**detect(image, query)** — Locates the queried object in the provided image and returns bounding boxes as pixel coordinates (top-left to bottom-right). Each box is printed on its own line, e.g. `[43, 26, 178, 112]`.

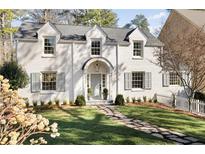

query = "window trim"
[90, 38, 102, 57]
[42, 36, 56, 58]
[40, 71, 57, 93]
[131, 71, 145, 90]
[132, 40, 144, 59]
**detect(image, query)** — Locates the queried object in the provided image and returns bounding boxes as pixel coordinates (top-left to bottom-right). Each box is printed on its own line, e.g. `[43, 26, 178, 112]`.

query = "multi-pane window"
[42, 72, 56, 90]
[133, 41, 143, 57]
[132, 72, 144, 88]
[169, 72, 180, 85]
[102, 74, 106, 87]
[44, 37, 55, 54]
[91, 40, 101, 55]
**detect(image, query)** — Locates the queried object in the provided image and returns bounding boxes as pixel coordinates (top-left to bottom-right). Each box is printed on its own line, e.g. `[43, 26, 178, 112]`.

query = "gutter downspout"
[71, 42, 74, 101]
[116, 43, 119, 96]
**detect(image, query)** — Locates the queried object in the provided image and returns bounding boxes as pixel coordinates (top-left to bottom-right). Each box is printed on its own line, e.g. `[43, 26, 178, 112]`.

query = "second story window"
[91, 40, 101, 55]
[133, 41, 143, 57]
[44, 37, 55, 54]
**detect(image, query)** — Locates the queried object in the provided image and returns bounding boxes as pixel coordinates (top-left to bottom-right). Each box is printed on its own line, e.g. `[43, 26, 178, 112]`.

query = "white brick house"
[14, 22, 184, 103]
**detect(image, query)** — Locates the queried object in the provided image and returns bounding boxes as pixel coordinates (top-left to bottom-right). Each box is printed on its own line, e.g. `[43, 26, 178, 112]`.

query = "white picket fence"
[157, 93, 205, 116]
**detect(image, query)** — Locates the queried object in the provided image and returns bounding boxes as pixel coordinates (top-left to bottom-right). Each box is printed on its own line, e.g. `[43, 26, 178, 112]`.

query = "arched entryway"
[82, 57, 114, 101]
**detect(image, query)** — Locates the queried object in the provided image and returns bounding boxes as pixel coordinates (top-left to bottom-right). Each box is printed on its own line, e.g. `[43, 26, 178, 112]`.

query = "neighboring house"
[14, 22, 184, 103]
[159, 10, 205, 44]
[159, 9, 205, 92]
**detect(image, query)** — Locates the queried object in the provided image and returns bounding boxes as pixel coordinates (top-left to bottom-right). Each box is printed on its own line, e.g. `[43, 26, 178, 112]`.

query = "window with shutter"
[132, 72, 144, 88]
[41, 72, 57, 90]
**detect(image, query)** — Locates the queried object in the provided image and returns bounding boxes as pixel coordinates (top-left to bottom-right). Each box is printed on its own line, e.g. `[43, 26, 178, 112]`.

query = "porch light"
[95, 63, 100, 72]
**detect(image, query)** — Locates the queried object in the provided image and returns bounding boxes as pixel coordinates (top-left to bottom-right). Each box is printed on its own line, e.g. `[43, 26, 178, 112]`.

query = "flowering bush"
[0, 75, 60, 145]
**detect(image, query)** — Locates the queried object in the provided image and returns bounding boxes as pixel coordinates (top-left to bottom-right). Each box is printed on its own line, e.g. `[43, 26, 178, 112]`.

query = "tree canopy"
[21, 9, 118, 27]
[72, 9, 118, 27]
[124, 14, 150, 31]
[22, 9, 74, 24]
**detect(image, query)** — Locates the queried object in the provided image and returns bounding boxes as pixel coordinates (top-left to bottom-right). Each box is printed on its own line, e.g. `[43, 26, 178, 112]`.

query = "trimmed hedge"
[115, 94, 125, 106]
[75, 95, 86, 106]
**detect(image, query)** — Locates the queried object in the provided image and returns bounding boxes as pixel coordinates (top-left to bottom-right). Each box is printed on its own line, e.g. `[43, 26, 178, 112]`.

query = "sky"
[113, 9, 170, 34]
[12, 9, 170, 35]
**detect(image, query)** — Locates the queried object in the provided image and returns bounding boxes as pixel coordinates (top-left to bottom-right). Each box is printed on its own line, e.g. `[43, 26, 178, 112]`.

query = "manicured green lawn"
[117, 105, 205, 142]
[34, 107, 172, 145]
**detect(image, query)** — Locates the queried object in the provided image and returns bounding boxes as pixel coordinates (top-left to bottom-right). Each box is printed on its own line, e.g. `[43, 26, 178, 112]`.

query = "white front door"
[91, 74, 101, 100]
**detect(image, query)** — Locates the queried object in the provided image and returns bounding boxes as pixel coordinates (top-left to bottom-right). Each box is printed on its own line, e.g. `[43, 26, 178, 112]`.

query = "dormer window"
[91, 40, 101, 55]
[44, 36, 55, 54]
[133, 41, 143, 57]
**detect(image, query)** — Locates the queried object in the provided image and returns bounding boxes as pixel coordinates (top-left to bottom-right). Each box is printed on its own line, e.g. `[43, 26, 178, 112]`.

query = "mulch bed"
[126, 102, 205, 120]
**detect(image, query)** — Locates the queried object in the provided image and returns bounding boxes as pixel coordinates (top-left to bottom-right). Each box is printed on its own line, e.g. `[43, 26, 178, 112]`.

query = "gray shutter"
[162, 72, 170, 87]
[181, 72, 188, 86]
[57, 72, 65, 92]
[124, 72, 132, 90]
[145, 72, 152, 89]
[31, 73, 40, 92]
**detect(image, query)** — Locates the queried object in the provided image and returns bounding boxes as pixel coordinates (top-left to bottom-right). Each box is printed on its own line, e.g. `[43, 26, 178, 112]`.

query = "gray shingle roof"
[15, 22, 163, 47]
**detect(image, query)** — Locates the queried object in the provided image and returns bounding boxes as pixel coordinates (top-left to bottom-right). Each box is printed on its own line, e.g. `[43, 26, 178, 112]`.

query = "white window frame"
[131, 72, 145, 90]
[40, 71, 57, 92]
[42, 36, 56, 58]
[169, 72, 181, 86]
[133, 40, 143, 59]
[90, 38, 102, 56]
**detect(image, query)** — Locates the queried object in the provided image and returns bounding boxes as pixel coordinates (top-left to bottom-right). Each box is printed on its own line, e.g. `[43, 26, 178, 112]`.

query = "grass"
[31, 107, 172, 145]
[117, 105, 205, 142]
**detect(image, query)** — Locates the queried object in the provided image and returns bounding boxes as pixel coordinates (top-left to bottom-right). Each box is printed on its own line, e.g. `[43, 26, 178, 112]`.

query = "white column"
[83, 71, 88, 102]
[109, 73, 112, 101]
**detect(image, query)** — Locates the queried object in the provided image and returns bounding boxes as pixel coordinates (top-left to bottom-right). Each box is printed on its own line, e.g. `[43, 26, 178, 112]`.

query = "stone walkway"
[97, 105, 205, 145]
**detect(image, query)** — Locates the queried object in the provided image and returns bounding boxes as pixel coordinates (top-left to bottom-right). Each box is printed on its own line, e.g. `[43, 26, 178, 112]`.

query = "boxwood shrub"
[115, 94, 125, 105]
[75, 95, 86, 106]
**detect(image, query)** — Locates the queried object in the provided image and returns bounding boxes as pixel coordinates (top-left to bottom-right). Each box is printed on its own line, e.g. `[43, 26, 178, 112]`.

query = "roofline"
[160, 9, 204, 38]
[174, 9, 205, 31]
[37, 22, 62, 36]
[85, 24, 109, 38]
[159, 10, 174, 39]
[15, 38, 38, 42]
[53, 23, 134, 31]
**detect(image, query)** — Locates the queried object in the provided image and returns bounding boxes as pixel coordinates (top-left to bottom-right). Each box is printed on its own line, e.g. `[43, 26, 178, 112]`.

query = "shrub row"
[115, 94, 158, 105]
[26, 95, 87, 108]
